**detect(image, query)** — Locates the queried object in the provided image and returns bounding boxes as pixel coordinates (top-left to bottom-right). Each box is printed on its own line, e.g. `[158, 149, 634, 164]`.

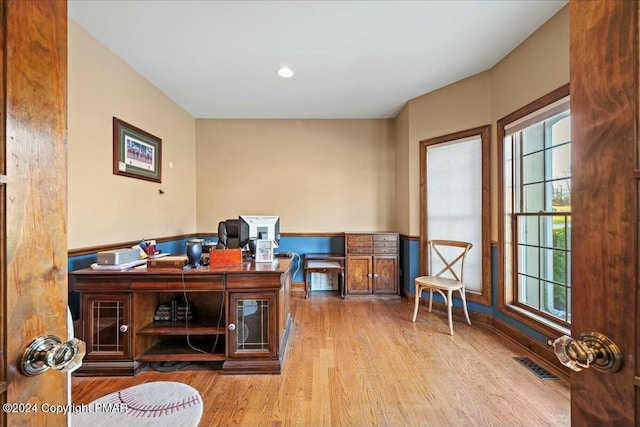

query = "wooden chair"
[412, 240, 473, 335]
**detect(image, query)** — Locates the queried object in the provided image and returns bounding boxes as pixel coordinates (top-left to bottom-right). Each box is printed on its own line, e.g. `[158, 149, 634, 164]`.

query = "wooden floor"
[72, 292, 570, 426]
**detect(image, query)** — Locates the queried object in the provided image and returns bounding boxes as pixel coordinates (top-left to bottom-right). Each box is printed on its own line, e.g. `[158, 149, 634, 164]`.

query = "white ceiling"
[68, 0, 567, 119]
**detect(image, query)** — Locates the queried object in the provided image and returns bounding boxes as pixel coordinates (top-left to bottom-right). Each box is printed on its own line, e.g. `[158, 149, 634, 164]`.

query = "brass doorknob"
[20, 335, 86, 376]
[553, 332, 622, 373]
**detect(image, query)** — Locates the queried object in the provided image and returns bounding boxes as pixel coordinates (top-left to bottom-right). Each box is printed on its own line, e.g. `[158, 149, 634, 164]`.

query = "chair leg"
[460, 289, 471, 326]
[446, 289, 454, 336]
[412, 285, 421, 322]
[428, 289, 434, 313]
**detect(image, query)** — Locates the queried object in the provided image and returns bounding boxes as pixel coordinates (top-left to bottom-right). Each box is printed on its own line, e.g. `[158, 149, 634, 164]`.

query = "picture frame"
[113, 117, 162, 183]
[255, 239, 274, 263]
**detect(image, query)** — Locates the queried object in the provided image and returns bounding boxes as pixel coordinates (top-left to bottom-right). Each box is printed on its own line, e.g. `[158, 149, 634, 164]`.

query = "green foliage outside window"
[553, 227, 567, 310]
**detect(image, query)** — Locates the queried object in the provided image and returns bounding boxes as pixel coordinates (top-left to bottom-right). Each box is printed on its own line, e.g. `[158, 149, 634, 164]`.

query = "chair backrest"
[216, 219, 241, 249]
[428, 240, 473, 287]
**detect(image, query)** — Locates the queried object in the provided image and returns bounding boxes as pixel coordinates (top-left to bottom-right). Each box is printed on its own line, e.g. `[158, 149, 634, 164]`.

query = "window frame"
[419, 124, 491, 306]
[497, 84, 571, 337]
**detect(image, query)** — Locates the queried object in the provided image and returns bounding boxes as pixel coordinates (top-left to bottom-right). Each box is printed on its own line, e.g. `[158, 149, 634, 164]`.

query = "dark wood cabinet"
[78, 292, 141, 376]
[70, 258, 292, 375]
[82, 293, 131, 361]
[227, 292, 277, 359]
[345, 233, 399, 296]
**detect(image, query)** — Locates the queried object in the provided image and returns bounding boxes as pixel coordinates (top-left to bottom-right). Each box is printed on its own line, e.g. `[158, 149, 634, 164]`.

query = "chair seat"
[415, 275, 462, 290]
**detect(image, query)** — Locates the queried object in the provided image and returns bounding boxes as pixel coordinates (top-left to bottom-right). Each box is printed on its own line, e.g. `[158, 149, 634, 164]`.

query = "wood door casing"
[3, 1, 69, 425]
[346, 256, 372, 294]
[570, 1, 636, 424]
[0, 0, 6, 417]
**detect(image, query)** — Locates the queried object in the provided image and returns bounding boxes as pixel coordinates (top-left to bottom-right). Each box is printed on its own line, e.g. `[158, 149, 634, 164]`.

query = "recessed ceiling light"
[277, 66, 294, 78]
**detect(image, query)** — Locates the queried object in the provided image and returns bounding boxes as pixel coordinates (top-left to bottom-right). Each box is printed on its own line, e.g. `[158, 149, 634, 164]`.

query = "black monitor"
[238, 215, 280, 249]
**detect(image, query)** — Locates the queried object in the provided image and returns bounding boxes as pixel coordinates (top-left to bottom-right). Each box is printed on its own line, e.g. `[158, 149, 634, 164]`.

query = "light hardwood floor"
[72, 292, 570, 426]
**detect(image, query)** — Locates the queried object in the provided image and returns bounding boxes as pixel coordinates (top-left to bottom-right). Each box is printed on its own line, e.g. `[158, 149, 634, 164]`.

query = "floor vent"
[513, 356, 559, 380]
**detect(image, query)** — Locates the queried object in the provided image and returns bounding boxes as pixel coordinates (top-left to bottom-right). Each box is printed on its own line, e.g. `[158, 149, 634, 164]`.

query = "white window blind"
[426, 136, 482, 293]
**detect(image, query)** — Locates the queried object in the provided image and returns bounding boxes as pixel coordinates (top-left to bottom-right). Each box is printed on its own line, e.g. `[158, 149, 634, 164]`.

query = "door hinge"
[0, 175, 6, 185]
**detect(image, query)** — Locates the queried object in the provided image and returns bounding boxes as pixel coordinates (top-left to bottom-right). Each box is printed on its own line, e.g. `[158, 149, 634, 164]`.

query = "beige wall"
[68, 5, 568, 247]
[195, 119, 395, 233]
[396, 5, 569, 238]
[394, 105, 411, 236]
[491, 5, 570, 121]
[405, 72, 493, 237]
[68, 21, 197, 249]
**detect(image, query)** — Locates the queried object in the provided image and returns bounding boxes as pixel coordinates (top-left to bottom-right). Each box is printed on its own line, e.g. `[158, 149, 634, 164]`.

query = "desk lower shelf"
[137, 321, 225, 336]
[137, 322, 226, 362]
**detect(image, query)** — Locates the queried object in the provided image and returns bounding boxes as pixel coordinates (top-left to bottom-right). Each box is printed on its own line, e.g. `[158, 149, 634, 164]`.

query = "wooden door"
[346, 256, 372, 294]
[570, 1, 637, 424]
[227, 292, 277, 359]
[372, 256, 397, 294]
[1, 1, 68, 425]
[82, 294, 131, 362]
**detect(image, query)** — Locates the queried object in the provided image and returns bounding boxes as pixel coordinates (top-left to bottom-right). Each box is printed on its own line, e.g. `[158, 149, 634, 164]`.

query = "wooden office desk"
[69, 258, 292, 375]
[303, 253, 345, 299]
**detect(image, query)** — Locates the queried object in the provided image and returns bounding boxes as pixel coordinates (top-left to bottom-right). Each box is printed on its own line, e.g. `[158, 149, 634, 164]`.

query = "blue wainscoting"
[68, 234, 547, 345]
[67, 238, 197, 319]
[67, 238, 196, 272]
[66, 235, 345, 317]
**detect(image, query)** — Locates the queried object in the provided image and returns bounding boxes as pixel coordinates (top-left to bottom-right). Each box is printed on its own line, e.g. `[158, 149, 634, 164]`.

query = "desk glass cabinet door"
[228, 292, 276, 358]
[81, 293, 131, 361]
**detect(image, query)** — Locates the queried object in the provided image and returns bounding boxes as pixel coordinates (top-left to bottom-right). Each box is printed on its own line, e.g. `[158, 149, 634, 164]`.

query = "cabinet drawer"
[373, 247, 398, 254]
[347, 241, 373, 249]
[347, 235, 372, 243]
[373, 240, 397, 248]
[131, 281, 224, 291]
[347, 247, 373, 254]
[373, 234, 398, 242]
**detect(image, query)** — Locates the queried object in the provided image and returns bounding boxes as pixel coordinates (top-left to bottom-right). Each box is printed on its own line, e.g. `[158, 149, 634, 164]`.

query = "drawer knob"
[119, 324, 128, 333]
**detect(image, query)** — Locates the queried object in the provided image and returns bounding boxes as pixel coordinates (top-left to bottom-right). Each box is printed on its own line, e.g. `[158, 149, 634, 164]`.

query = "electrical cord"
[169, 254, 297, 363]
[180, 270, 226, 354]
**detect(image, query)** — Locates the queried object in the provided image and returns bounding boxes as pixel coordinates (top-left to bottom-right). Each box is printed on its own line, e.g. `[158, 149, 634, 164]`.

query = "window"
[498, 84, 571, 333]
[420, 125, 491, 305]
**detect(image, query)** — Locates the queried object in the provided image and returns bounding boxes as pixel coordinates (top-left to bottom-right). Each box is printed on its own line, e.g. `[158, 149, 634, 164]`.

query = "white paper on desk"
[307, 261, 342, 269]
[90, 259, 147, 270]
[149, 253, 170, 259]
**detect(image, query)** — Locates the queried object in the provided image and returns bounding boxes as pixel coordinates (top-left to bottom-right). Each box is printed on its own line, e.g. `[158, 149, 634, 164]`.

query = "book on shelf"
[147, 255, 189, 269]
[153, 298, 195, 322]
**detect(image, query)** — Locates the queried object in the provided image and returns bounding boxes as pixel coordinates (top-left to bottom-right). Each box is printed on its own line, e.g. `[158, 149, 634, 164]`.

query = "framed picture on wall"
[113, 117, 162, 183]
[255, 239, 274, 263]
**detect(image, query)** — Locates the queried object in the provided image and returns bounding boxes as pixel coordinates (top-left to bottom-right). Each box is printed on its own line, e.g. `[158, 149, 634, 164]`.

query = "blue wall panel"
[67, 235, 546, 344]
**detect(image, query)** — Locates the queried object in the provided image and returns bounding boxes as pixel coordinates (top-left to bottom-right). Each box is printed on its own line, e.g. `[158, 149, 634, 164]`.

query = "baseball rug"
[71, 381, 203, 427]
